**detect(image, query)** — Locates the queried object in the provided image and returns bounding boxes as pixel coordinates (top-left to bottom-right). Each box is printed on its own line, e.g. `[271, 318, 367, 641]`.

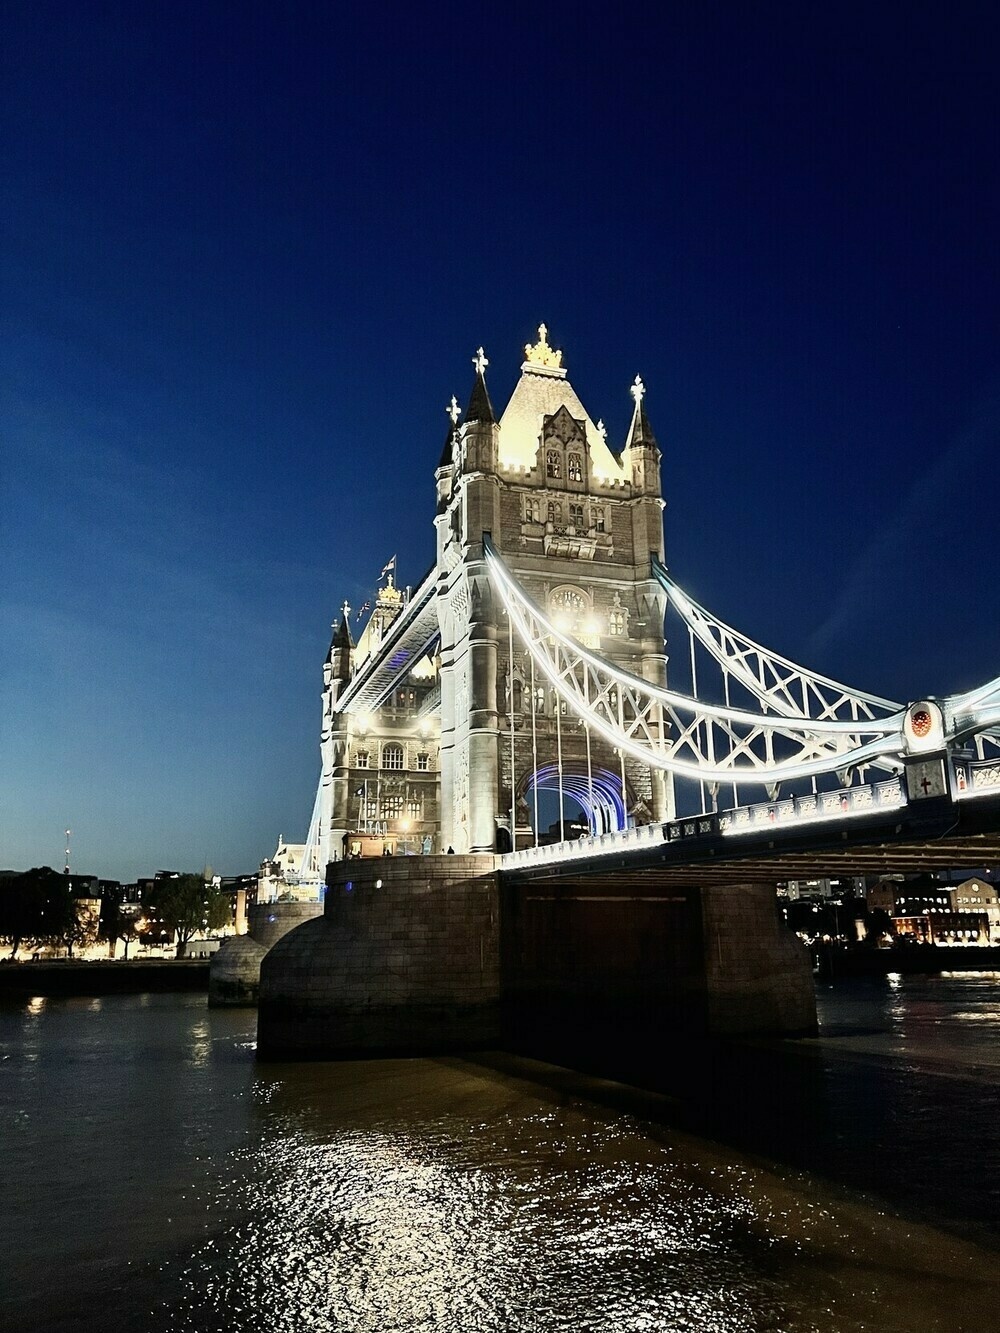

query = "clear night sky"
[3, 2, 1000, 881]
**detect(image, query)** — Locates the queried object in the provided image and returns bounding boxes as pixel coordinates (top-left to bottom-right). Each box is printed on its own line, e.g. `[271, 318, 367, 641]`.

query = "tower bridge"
[253, 327, 1000, 1059]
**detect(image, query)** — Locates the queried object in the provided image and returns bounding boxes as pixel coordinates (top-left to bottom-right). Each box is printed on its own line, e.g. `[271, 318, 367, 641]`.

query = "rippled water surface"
[2, 983, 1000, 1332]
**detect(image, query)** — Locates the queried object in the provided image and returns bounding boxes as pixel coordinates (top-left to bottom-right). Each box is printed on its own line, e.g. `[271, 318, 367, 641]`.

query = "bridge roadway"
[500, 787, 1000, 888]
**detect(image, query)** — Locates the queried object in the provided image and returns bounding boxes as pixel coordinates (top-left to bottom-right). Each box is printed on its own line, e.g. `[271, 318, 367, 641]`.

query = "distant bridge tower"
[434, 327, 673, 853]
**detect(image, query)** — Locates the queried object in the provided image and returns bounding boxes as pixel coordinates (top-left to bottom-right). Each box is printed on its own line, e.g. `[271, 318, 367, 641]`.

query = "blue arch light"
[525, 765, 627, 835]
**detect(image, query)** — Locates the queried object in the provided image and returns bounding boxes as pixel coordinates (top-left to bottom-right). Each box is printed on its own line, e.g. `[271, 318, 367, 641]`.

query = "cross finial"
[446, 395, 461, 425]
[537, 322, 548, 346]
[341, 599, 351, 621]
[596, 418, 607, 441]
[630, 375, 645, 406]
[473, 347, 489, 375]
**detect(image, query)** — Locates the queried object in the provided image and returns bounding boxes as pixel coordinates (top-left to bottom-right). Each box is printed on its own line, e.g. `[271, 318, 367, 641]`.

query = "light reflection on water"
[2, 984, 1000, 1332]
[168, 1104, 786, 1333]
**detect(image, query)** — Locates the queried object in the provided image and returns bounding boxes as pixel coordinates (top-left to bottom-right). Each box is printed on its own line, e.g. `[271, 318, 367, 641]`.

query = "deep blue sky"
[3, 2, 1000, 880]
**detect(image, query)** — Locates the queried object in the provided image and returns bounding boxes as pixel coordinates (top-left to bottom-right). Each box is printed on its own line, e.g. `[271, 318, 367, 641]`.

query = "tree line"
[0, 869, 232, 960]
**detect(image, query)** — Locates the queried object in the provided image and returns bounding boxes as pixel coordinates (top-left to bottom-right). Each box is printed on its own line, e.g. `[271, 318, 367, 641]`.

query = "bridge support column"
[699, 882, 816, 1035]
[256, 856, 501, 1058]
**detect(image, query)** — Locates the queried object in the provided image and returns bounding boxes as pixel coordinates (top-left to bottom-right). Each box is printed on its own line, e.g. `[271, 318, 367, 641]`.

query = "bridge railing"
[504, 818, 668, 869]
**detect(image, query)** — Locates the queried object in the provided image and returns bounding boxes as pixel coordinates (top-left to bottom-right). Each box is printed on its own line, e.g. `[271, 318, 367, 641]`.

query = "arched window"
[382, 794, 403, 818]
[546, 450, 562, 479]
[609, 611, 626, 636]
[592, 506, 606, 533]
[524, 497, 541, 523]
[382, 743, 404, 771]
[416, 752, 430, 772]
[568, 502, 584, 529]
[407, 796, 421, 819]
[533, 685, 546, 714]
[547, 500, 562, 525]
[567, 453, 583, 482]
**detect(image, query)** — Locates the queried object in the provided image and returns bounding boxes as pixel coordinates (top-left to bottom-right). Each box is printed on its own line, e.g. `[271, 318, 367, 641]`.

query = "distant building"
[867, 874, 998, 946]
[258, 837, 323, 902]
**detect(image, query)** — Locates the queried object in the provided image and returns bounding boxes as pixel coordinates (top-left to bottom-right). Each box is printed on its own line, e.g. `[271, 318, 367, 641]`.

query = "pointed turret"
[465, 346, 496, 424]
[624, 375, 662, 497]
[328, 604, 354, 685]
[332, 610, 353, 652]
[625, 376, 658, 450]
[458, 347, 499, 478]
[436, 394, 461, 515]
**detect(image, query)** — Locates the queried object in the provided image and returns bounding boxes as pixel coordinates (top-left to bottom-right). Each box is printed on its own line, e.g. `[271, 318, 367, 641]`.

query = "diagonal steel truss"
[485, 540, 902, 786]
[653, 560, 1000, 765]
[485, 539, 1000, 787]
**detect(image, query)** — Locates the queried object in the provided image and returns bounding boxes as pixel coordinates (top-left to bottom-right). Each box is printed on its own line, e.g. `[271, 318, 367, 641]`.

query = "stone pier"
[208, 900, 323, 1006]
[255, 859, 815, 1059]
[256, 855, 500, 1058]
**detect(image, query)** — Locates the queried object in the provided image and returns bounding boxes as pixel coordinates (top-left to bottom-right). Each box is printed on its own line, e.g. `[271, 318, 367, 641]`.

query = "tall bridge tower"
[434, 327, 672, 853]
[315, 326, 674, 863]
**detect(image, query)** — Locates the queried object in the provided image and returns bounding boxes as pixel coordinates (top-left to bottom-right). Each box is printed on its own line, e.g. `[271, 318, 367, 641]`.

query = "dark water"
[2, 980, 1000, 1333]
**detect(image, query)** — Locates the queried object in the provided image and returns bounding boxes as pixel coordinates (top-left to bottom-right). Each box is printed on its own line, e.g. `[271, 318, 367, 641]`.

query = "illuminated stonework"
[523, 322, 563, 369]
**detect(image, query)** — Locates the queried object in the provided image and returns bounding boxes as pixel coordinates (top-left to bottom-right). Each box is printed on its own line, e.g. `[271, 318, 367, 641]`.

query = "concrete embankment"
[0, 959, 209, 995]
[816, 945, 1000, 977]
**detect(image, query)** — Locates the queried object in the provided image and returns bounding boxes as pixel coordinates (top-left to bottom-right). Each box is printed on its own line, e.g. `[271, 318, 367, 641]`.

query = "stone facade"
[315, 329, 674, 867]
[256, 855, 500, 1058]
[208, 900, 323, 1007]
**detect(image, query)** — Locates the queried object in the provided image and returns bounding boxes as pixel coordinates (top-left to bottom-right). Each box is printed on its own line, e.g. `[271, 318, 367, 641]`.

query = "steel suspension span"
[483, 538, 1000, 798]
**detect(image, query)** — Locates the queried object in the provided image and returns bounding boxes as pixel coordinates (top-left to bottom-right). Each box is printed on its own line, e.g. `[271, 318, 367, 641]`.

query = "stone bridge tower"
[434, 327, 672, 853]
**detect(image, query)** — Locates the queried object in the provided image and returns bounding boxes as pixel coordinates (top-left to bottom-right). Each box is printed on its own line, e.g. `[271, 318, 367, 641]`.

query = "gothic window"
[546, 450, 562, 479]
[382, 794, 403, 819]
[365, 797, 379, 820]
[551, 587, 586, 614]
[416, 752, 429, 771]
[609, 611, 626, 636]
[533, 685, 546, 714]
[547, 500, 562, 526]
[355, 750, 370, 768]
[382, 743, 404, 770]
[568, 502, 584, 529]
[592, 506, 606, 533]
[407, 796, 421, 819]
[524, 497, 541, 523]
[567, 453, 583, 482]
[396, 688, 415, 710]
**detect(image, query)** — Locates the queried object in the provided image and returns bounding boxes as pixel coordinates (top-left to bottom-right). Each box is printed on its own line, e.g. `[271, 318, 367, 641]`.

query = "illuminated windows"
[546, 450, 562, 479]
[567, 452, 583, 482]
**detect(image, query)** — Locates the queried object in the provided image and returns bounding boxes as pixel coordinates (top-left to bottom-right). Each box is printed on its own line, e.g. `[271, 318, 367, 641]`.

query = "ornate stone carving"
[523, 322, 563, 368]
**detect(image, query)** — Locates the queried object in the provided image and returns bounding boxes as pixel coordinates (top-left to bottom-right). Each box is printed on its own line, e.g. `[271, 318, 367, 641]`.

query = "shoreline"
[0, 959, 209, 994]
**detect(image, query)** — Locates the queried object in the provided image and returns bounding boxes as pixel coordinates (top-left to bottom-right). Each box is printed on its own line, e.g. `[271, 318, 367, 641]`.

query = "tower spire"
[625, 374, 658, 449]
[465, 347, 496, 424]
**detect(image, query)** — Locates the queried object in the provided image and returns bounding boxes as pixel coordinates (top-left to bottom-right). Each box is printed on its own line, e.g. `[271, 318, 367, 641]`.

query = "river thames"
[3, 975, 1000, 1332]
